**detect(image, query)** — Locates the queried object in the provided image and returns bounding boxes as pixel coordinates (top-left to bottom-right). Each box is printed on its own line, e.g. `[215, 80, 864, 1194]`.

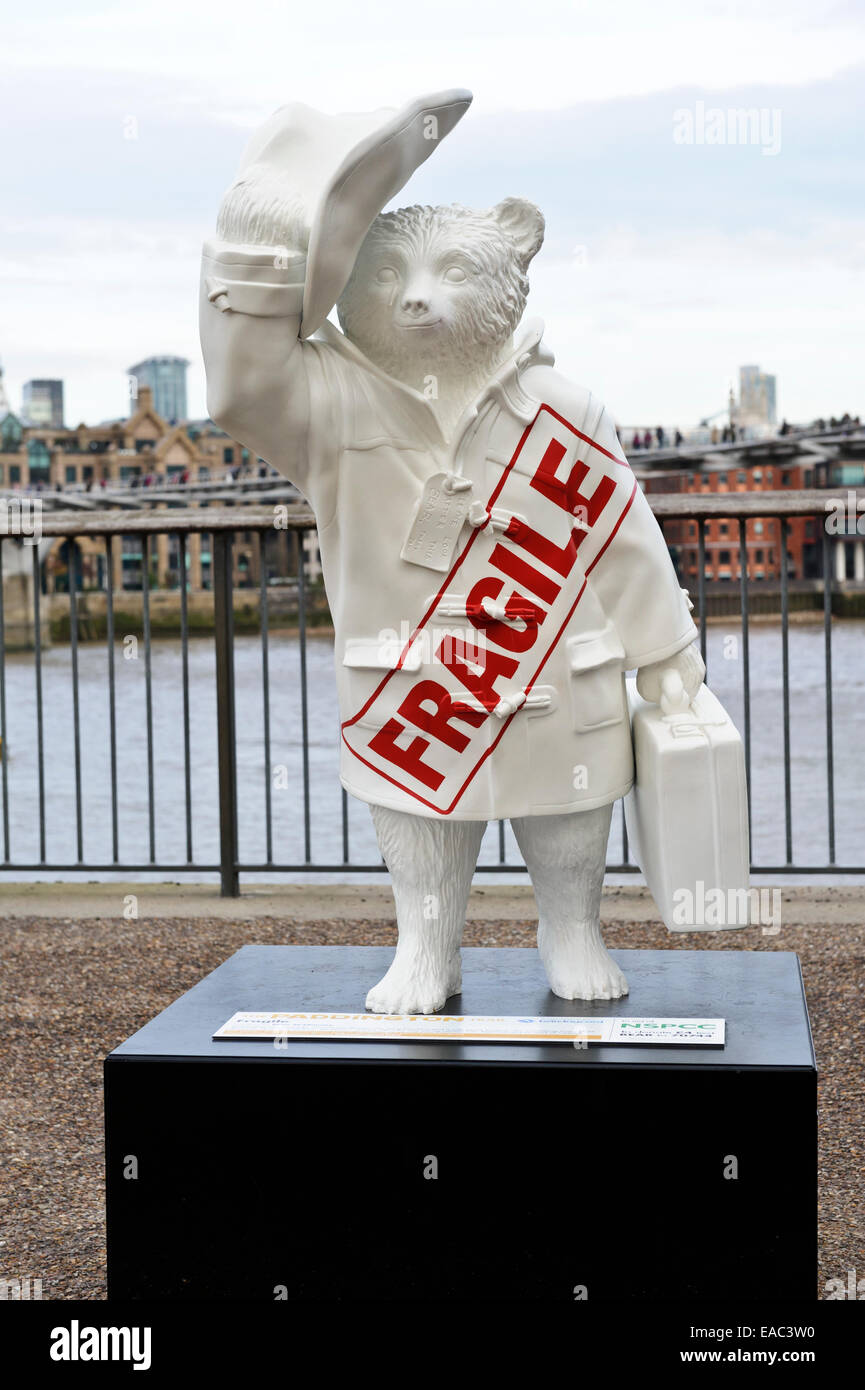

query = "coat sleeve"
[199, 238, 315, 497]
[583, 402, 698, 668]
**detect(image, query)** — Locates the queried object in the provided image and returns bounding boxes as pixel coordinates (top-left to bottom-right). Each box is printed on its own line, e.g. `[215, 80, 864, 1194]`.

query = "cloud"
[6, 0, 865, 109]
[532, 224, 865, 425]
[0, 2, 862, 426]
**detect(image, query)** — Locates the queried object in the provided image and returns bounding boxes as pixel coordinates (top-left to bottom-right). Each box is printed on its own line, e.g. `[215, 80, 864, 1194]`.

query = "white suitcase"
[623, 674, 750, 932]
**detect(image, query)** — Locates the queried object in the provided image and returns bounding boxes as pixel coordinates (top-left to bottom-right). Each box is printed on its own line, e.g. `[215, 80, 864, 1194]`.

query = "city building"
[22, 378, 64, 428]
[2, 348, 861, 597]
[0, 364, 23, 456]
[128, 355, 190, 424]
[0, 361, 13, 422]
[736, 364, 777, 430]
[637, 427, 865, 585]
[0, 385, 301, 591]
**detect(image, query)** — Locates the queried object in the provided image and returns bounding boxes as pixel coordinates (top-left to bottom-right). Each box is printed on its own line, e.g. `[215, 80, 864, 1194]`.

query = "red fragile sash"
[341, 404, 636, 814]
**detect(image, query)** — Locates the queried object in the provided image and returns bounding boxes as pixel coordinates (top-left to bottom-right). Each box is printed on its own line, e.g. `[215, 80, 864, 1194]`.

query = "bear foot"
[538, 925, 629, 1002]
[365, 952, 462, 1015]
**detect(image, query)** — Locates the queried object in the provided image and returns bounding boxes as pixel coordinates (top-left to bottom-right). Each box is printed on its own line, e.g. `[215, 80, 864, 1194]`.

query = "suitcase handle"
[660, 672, 728, 738]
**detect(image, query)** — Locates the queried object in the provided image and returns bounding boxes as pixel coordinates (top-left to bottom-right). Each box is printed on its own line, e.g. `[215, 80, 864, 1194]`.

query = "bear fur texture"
[367, 802, 625, 1013]
[337, 201, 544, 430]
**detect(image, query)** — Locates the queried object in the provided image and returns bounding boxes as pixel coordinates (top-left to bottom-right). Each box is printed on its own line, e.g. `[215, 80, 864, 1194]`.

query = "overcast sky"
[1, 0, 863, 430]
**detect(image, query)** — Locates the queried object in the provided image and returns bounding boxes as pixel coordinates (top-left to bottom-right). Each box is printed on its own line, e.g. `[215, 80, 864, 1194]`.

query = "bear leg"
[366, 804, 486, 1014]
[511, 803, 628, 1001]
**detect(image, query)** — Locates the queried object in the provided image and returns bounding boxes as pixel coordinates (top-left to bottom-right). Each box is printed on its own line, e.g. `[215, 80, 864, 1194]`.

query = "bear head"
[337, 198, 545, 397]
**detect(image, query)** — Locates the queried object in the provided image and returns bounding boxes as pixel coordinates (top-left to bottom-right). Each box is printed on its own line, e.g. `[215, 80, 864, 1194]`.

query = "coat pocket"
[343, 636, 423, 672]
[342, 636, 423, 730]
[566, 622, 626, 733]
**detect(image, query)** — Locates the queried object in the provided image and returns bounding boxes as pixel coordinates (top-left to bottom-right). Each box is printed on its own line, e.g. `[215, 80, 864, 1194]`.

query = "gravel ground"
[0, 912, 861, 1300]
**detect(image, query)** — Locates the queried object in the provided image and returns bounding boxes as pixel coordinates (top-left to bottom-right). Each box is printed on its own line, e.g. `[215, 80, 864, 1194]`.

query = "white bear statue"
[200, 90, 705, 1012]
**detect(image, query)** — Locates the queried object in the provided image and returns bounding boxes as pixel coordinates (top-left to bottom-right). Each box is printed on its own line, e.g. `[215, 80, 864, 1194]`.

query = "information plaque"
[213, 1011, 726, 1046]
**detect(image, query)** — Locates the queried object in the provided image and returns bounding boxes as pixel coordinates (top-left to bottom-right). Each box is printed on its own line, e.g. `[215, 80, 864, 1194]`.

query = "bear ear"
[490, 198, 545, 268]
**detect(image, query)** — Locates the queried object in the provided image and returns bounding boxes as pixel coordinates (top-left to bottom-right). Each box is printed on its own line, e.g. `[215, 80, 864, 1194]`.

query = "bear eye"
[443, 266, 467, 284]
[375, 266, 398, 284]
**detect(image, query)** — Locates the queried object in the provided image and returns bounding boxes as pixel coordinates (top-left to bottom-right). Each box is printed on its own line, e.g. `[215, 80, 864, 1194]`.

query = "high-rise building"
[738, 364, 777, 428]
[22, 378, 64, 428]
[128, 355, 189, 424]
[0, 361, 12, 421]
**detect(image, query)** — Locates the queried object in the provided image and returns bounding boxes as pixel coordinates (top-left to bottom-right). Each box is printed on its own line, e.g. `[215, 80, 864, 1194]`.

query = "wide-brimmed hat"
[233, 89, 472, 338]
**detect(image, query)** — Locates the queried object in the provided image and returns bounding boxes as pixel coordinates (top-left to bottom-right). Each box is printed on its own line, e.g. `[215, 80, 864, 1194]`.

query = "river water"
[1, 623, 863, 883]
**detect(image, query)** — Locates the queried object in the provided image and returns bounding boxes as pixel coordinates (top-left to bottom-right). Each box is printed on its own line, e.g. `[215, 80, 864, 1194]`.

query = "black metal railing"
[0, 489, 861, 893]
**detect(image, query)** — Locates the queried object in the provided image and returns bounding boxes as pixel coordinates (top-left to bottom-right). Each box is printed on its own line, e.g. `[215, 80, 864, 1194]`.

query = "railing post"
[213, 530, 239, 896]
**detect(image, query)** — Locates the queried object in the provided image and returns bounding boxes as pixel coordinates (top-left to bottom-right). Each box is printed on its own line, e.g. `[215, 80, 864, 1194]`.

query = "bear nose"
[401, 293, 431, 317]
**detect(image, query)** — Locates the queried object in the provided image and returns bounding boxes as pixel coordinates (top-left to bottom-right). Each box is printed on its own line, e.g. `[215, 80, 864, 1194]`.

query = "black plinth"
[105, 945, 816, 1301]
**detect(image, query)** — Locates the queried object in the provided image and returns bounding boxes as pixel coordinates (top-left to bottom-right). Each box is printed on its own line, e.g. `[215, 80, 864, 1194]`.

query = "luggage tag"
[400, 472, 474, 572]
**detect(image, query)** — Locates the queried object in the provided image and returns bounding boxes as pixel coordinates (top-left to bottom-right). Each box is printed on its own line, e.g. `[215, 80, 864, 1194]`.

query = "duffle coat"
[200, 238, 697, 819]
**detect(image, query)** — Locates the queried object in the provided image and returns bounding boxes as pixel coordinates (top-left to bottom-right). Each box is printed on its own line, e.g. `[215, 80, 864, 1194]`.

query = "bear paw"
[539, 928, 629, 1002]
[365, 954, 461, 1016]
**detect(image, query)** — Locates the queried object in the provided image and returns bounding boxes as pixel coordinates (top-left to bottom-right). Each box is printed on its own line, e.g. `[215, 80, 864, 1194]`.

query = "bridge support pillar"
[1, 567, 49, 651]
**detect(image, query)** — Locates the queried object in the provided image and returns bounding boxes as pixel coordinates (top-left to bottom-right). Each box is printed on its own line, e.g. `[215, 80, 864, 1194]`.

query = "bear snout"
[396, 280, 441, 326]
[400, 295, 433, 317]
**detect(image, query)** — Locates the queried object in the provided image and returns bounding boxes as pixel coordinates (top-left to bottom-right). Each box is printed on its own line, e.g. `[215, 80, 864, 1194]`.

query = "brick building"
[0, 387, 301, 593]
[637, 431, 865, 584]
